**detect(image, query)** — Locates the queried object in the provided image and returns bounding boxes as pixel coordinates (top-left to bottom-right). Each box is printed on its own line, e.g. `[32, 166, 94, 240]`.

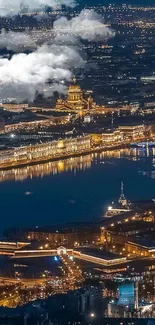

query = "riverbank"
[0, 137, 153, 171]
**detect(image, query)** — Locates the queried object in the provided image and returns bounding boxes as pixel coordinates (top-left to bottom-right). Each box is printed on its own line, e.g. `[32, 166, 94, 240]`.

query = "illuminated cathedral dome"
[56, 76, 96, 111]
[68, 84, 82, 92]
[68, 77, 83, 93]
[67, 78, 83, 103]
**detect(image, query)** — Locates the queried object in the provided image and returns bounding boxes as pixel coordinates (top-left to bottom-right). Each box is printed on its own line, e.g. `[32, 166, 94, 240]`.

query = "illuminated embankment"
[0, 135, 153, 170]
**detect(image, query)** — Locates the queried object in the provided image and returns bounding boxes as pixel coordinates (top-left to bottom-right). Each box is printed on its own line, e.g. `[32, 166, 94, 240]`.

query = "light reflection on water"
[0, 146, 155, 183]
[1, 145, 155, 229]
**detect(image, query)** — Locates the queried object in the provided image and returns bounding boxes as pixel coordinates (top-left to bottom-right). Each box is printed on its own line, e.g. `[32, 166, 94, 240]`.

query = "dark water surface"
[0, 147, 155, 230]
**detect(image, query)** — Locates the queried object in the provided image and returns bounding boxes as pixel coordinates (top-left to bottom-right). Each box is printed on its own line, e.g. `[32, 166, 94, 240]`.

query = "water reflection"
[0, 155, 92, 183]
[0, 146, 155, 183]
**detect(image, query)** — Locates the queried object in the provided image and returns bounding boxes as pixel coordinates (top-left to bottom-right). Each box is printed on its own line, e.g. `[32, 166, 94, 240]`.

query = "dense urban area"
[0, 2, 155, 325]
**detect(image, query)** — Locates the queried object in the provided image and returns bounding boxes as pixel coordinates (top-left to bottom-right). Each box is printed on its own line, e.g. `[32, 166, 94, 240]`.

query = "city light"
[10, 134, 16, 139]
[0, 2, 155, 321]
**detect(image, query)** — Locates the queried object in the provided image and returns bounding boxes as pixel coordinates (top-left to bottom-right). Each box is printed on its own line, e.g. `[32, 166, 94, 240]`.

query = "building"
[84, 115, 92, 123]
[1, 103, 28, 112]
[107, 280, 153, 318]
[0, 135, 91, 168]
[125, 239, 155, 258]
[108, 281, 136, 318]
[91, 133, 102, 146]
[102, 129, 123, 145]
[91, 124, 147, 147]
[91, 129, 123, 146]
[4, 119, 52, 133]
[56, 78, 96, 112]
[4, 222, 101, 247]
[129, 102, 140, 112]
[74, 247, 126, 267]
[118, 125, 145, 141]
[91, 123, 151, 147]
[4, 115, 71, 133]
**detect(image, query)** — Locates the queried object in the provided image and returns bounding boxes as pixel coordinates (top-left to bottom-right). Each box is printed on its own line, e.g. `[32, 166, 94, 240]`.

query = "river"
[0, 146, 155, 231]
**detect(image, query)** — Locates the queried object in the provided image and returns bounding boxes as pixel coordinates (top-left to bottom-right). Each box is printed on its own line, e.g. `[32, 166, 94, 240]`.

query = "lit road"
[0, 277, 46, 286]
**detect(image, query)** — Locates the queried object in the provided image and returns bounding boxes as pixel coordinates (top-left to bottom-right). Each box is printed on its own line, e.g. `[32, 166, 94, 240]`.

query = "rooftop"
[68, 84, 82, 93]
[76, 247, 122, 261]
[127, 238, 155, 249]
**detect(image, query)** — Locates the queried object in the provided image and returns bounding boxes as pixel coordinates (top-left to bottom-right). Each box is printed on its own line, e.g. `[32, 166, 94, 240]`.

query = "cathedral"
[56, 78, 96, 111]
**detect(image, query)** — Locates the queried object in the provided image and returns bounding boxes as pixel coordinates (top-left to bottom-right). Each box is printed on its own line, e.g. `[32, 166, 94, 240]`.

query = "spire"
[73, 75, 77, 84]
[121, 181, 124, 196]
[111, 111, 114, 129]
[119, 181, 125, 200]
[118, 181, 127, 206]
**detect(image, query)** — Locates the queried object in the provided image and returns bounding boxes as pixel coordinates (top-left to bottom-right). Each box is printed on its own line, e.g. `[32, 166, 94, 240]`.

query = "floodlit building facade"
[56, 78, 96, 111]
[0, 135, 91, 168]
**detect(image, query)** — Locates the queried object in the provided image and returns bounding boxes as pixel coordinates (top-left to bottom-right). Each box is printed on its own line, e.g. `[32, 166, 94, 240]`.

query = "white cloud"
[0, 10, 114, 52]
[0, 0, 75, 16]
[0, 29, 37, 52]
[54, 9, 114, 41]
[0, 44, 84, 102]
[0, 9, 114, 102]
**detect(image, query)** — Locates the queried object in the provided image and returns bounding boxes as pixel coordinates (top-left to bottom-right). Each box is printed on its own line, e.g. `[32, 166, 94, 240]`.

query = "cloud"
[0, 29, 37, 52]
[0, 9, 114, 102]
[54, 9, 114, 41]
[0, 0, 75, 16]
[0, 44, 84, 102]
[0, 10, 114, 52]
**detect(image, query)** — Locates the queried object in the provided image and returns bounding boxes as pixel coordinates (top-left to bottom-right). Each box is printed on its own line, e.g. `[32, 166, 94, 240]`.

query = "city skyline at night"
[0, 0, 154, 323]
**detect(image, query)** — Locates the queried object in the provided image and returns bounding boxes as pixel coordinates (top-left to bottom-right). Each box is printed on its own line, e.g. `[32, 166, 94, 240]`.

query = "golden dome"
[69, 85, 81, 91]
[68, 76, 82, 93]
